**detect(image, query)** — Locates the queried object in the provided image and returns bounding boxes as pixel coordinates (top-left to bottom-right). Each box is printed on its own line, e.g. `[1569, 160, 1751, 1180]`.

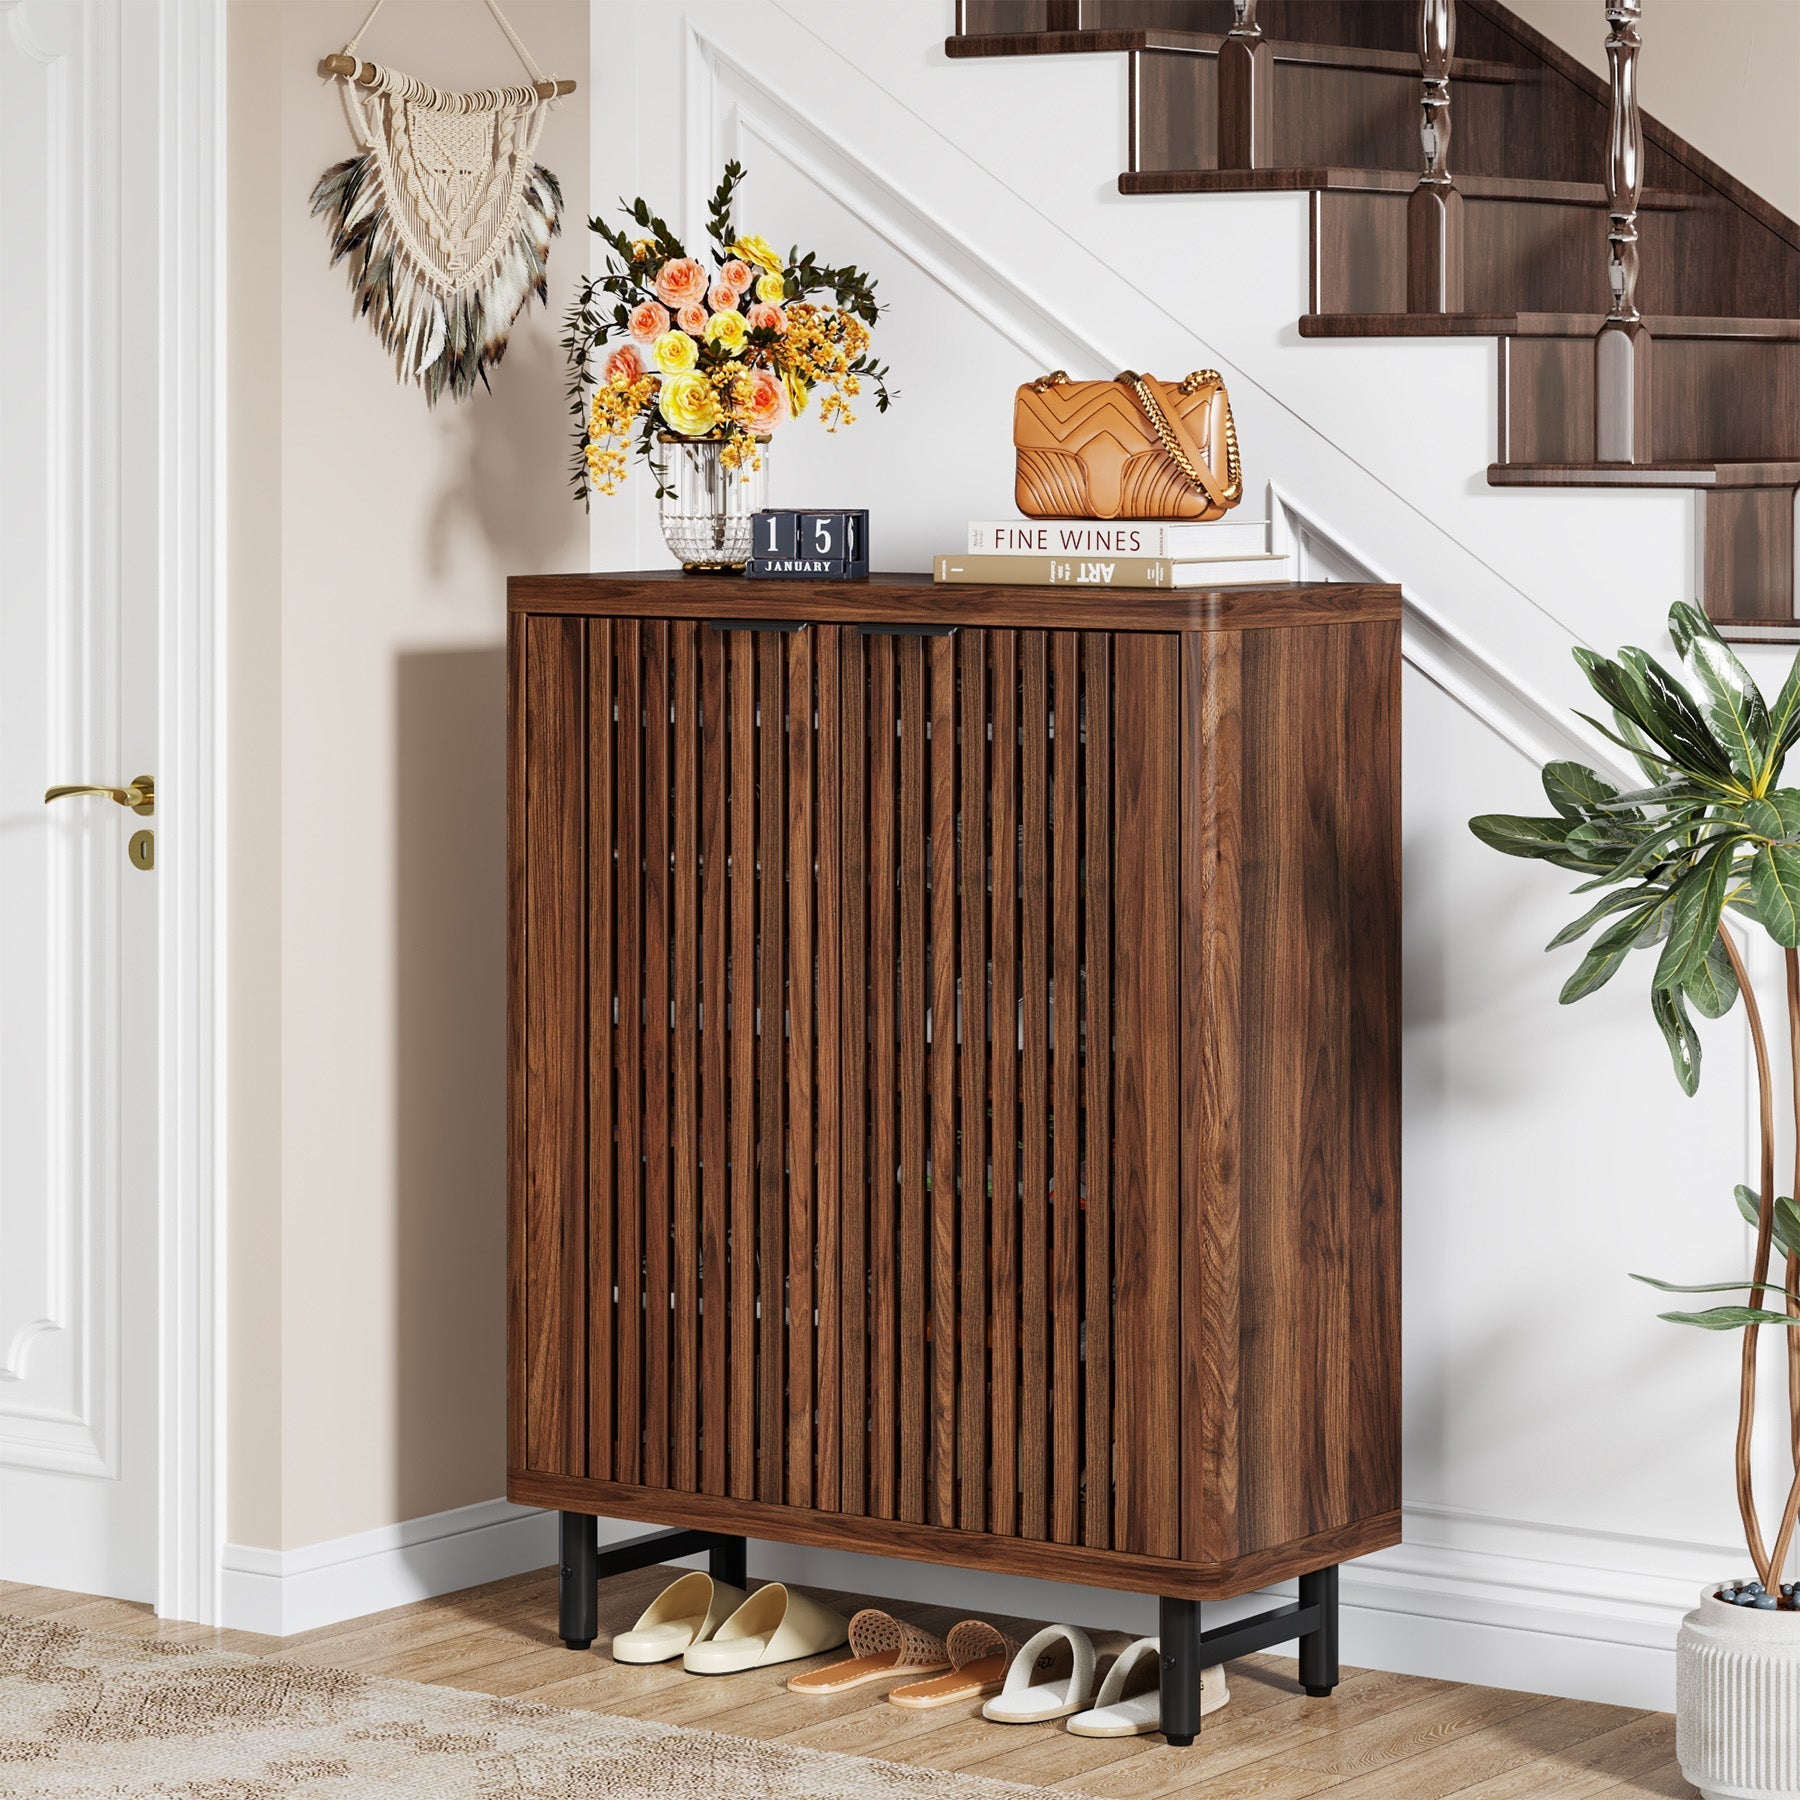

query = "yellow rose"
[651, 329, 697, 374]
[782, 366, 809, 418]
[730, 234, 783, 276]
[704, 308, 748, 354]
[659, 371, 722, 437]
[755, 272, 787, 304]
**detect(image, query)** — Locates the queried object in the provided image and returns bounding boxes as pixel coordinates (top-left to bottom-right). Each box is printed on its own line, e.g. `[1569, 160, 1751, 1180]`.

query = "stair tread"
[1121, 168, 1693, 208]
[1489, 461, 1800, 489]
[1303, 312, 1800, 341]
[945, 30, 1524, 83]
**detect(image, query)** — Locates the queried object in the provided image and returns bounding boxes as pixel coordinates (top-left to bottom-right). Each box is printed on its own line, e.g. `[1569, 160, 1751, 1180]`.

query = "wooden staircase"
[948, 0, 1800, 640]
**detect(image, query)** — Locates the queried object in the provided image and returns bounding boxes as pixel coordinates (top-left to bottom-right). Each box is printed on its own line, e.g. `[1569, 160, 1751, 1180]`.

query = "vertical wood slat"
[866, 634, 899, 1519]
[927, 632, 960, 1529]
[1049, 634, 1082, 1546]
[671, 625, 700, 1492]
[959, 630, 990, 1533]
[757, 633, 787, 1507]
[988, 630, 1019, 1539]
[896, 637, 929, 1527]
[698, 627, 728, 1497]
[1082, 634, 1113, 1551]
[586, 621, 616, 1484]
[642, 623, 672, 1492]
[1111, 633, 1181, 1559]
[786, 629, 816, 1509]
[613, 621, 643, 1486]
[727, 632, 758, 1500]
[838, 635, 868, 1516]
[521, 614, 586, 1477]
[1017, 633, 1050, 1542]
[814, 626, 842, 1513]
[507, 616, 527, 1475]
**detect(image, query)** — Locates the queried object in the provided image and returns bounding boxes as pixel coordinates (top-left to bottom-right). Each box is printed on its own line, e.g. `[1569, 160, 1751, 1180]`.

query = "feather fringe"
[310, 154, 563, 404]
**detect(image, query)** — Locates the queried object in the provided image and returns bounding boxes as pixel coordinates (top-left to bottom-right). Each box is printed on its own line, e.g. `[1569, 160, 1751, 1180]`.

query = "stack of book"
[934, 515, 1289, 588]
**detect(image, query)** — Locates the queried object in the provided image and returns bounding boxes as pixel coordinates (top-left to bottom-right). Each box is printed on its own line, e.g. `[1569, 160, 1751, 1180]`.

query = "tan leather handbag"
[1013, 369, 1243, 520]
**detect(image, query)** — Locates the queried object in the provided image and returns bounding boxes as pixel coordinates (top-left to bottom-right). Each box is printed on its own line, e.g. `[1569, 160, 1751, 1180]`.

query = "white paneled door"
[0, 0, 160, 1601]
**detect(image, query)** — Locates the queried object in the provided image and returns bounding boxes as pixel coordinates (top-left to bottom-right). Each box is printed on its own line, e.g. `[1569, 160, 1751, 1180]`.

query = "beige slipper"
[1066, 1637, 1229, 1737]
[786, 1609, 952, 1694]
[681, 1582, 849, 1675]
[887, 1619, 1019, 1709]
[611, 1570, 748, 1665]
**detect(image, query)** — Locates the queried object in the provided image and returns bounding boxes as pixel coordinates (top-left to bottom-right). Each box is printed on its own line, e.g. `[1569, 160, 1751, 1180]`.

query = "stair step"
[1302, 313, 1800, 341]
[1487, 462, 1800, 489]
[946, 29, 1524, 83]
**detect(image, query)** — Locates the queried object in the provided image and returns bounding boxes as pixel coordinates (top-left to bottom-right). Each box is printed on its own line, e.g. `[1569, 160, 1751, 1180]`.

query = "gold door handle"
[44, 774, 155, 816]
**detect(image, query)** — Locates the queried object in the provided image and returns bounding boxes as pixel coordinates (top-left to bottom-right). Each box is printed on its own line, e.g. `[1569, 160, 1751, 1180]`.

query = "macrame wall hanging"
[310, 0, 574, 404]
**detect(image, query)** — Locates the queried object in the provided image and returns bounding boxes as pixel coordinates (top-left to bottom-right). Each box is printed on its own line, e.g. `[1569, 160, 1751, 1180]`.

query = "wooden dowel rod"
[316, 52, 575, 98]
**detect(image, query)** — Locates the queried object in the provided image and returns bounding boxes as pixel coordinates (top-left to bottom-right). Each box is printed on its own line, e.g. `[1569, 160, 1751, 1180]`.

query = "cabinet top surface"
[509, 569, 1401, 633]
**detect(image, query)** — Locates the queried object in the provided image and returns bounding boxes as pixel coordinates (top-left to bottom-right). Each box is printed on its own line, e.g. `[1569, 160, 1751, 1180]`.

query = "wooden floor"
[0, 1565, 1696, 1797]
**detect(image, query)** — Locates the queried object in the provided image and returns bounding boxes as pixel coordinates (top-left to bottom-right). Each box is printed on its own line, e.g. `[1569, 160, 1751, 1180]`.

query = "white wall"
[573, 0, 1793, 1711]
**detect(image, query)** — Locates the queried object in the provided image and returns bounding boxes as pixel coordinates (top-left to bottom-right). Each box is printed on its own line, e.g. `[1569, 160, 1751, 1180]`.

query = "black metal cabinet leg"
[558, 1512, 599, 1651]
[1298, 1565, 1340, 1697]
[709, 1534, 747, 1591]
[1159, 1595, 1203, 1746]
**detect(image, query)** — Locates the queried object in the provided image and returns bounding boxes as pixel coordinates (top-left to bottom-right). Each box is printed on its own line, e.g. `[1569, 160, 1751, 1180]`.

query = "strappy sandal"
[887, 1619, 1019, 1709]
[785, 1609, 952, 1694]
[1065, 1636, 1229, 1737]
[681, 1582, 849, 1675]
[981, 1623, 1097, 1723]
[611, 1571, 747, 1665]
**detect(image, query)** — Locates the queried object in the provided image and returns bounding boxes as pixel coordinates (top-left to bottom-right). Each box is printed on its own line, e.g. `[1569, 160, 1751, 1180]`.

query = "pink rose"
[628, 299, 669, 341]
[602, 342, 644, 385]
[718, 259, 754, 293]
[653, 257, 708, 308]
[746, 301, 787, 335]
[677, 302, 708, 336]
[739, 366, 788, 435]
[708, 283, 741, 314]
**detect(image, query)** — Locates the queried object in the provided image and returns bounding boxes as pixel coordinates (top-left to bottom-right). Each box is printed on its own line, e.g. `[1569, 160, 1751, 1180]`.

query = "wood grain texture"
[837, 633, 869, 1516]
[671, 623, 699, 1494]
[727, 631, 757, 1500]
[959, 628, 990, 1535]
[640, 624, 671, 1494]
[867, 633, 899, 1520]
[1082, 633, 1114, 1553]
[612, 620, 642, 1488]
[585, 621, 616, 1485]
[928, 632, 960, 1530]
[814, 625, 843, 1513]
[757, 632, 787, 1508]
[786, 627, 816, 1510]
[697, 627, 727, 1497]
[505, 618, 527, 1473]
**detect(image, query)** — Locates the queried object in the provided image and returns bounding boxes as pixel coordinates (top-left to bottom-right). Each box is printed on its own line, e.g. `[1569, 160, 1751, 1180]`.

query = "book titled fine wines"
[967, 517, 1270, 558]
[934, 552, 1291, 589]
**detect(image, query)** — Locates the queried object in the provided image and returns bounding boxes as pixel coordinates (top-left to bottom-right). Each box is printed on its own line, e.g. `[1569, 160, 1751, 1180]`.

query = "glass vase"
[652, 433, 770, 571]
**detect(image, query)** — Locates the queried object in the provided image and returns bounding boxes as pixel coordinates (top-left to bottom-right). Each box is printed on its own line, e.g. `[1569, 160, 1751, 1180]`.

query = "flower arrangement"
[563, 161, 892, 501]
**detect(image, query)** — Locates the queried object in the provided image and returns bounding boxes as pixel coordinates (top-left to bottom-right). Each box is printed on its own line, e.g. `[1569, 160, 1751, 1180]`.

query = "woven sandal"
[887, 1619, 1019, 1709]
[785, 1609, 951, 1694]
[981, 1623, 1097, 1724]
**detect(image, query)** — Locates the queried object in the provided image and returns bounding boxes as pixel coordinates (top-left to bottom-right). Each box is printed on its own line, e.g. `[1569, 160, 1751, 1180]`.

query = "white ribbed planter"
[1676, 1587, 1800, 1800]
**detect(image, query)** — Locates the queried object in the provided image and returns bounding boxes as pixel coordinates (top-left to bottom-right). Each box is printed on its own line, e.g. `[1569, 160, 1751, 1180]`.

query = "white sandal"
[611, 1570, 747, 1665]
[981, 1623, 1097, 1724]
[681, 1582, 849, 1675]
[1066, 1637, 1229, 1737]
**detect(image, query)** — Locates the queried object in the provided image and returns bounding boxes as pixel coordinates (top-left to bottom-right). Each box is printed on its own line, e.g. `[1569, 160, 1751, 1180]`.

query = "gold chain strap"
[1119, 369, 1242, 505]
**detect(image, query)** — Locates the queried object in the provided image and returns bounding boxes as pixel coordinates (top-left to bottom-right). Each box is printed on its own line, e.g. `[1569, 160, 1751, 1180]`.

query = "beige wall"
[1505, 0, 1800, 220]
[226, 0, 589, 1550]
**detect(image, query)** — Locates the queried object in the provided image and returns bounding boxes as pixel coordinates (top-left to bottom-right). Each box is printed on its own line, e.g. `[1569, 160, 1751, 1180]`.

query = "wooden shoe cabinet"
[506, 570, 1402, 1739]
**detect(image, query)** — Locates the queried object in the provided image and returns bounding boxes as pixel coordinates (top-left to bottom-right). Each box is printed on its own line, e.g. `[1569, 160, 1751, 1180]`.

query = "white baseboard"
[221, 1495, 1738, 1710]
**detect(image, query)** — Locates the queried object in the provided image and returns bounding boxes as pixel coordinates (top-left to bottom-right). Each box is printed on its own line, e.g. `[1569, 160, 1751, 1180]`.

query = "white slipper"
[982, 1624, 1097, 1723]
[1066, 1637, 1229, 1737]
[681, 1582, 849, 1674]
[611, 1571, 748, 1665]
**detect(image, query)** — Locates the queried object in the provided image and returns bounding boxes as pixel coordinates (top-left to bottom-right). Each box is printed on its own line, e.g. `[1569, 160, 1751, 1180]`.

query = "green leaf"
[1560, 900, 1662, 1003]
[1658, 1306, 1800, 1330]
[1651, 985, 1702, 1094]
[1733, 1184, 1798, 1259]
[1684, 934, 1740, 1019]
[1468, 813, 1596, 865]
[1632, 1272, 1800, 1300]
[1615, 709, 1679, 786]
[1543, 761, 1626, 821]
[1762, 647, 1800, 777]
[1653, 847, 1735, 987]
[1547, 885, 1667, 951]
[1744, 791, 1800, 842]
[1670, 602, 1771, 785]
[1751, 843, 1800, 946]
[1619, 648, 1738, 784]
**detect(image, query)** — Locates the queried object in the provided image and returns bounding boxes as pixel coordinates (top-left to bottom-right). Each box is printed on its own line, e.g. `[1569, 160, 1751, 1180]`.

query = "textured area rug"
[0, 1613, 1051, 1798]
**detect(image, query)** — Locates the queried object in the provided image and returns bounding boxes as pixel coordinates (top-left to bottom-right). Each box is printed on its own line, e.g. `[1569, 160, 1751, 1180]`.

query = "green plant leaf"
[1547, 885, 1667, 950]
[1684, 934, 1740, 1019]
[1560, 900, 1662, 1003]
[1543, 761, 1626, 821]
[1658, 1306, 1800, 1330]
[1745, 791, 1800, 841]
[1468, 813, 1599, 866]
[1632, 1272, 1800, 1300]
[1614, 709, 1679, 785]
[1751, 843, 1800, 946]
[1651, 985, 1702, 1093]
[1733, 1183, 1797, 1259]
[1653, 847, 1736, 987]
[1762, 648, 1800, 777]
[1619, 648, 1739, 785]
[1670, 602, 1772, 785]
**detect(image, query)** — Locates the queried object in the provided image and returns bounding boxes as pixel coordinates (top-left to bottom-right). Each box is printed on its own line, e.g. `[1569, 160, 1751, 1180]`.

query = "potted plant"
[563, 161, 891, 569]
[1471, 603, 1800, 1798]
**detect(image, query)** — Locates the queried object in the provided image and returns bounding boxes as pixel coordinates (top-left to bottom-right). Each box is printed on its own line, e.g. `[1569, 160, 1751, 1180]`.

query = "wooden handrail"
[1217, 0, 1273, 170]
[1596, 0, 1652, 461]
[1407, 0, 1464, 311]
